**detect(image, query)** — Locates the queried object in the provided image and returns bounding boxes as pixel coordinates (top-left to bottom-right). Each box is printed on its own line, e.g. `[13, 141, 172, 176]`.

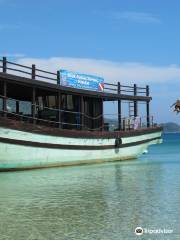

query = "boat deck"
[0, 116, 162, 139]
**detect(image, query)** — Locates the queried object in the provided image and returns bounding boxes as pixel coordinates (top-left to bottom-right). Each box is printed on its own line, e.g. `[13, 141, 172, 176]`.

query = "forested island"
[160, 122, 180, 133]
[105, 119, 180, 133]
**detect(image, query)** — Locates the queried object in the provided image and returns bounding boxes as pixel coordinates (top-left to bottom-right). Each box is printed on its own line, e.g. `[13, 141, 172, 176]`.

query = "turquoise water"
[0, 134, 179, 240]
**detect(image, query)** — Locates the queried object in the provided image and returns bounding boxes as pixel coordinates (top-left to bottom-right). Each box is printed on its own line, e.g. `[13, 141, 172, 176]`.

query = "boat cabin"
[0, 57, 152, 132]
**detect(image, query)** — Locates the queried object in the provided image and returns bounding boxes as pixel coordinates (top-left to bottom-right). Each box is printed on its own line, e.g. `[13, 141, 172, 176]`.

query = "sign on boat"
[60, 70, 104, 92]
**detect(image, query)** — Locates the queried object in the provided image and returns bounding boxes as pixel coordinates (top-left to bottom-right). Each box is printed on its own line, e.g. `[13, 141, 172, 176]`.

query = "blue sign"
[59, 70, 104, 92]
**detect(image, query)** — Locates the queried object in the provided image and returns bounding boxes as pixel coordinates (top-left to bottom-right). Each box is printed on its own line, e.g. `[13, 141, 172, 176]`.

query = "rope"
[0, 94, 154, 130]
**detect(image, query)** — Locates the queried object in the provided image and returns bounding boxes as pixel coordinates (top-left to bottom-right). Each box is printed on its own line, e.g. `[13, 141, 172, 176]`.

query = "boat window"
[37, 96, 44, 110]
[61, 94, 74, 110]
[46, 96, 56, 108]
[19, 101, 31, 115]
[0, 98, 2, 111]
[6, 99, 15, 113]
[61, 94, 81, 129]
[67, 95, 73, 110]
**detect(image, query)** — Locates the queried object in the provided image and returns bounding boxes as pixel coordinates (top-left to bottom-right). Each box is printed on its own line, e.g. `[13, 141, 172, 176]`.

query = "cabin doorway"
[83, 97, 103, 130]
[61, 94, 81, 129]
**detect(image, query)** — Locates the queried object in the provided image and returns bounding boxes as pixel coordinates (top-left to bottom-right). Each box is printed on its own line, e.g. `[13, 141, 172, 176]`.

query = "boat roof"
[0, 57, 151, 102]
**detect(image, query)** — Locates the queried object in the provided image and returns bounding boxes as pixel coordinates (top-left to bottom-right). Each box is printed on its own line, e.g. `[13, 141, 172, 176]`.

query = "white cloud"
[93, 11, 161, 24]
[109, 11, 161, 24]
[16, 57, 180, 85]
[93, 10, 161, 24]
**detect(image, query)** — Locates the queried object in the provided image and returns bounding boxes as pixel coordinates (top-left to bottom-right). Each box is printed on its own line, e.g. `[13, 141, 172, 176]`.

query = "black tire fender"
[115, 138, 122, 148]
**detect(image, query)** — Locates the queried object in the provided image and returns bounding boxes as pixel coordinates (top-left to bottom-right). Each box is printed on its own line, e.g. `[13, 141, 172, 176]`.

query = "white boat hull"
[0, 126, 162, 171]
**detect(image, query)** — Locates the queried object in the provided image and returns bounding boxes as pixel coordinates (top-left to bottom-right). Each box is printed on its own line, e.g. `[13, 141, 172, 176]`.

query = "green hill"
[160, 122, 180, 133]
[104, 119, 180, 133]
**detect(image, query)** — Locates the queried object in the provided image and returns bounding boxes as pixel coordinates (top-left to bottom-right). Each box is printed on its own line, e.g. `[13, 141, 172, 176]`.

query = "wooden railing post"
[32, 87, 36, 124]
[101, 98, 104, 131]
[128, 118, 131, 130]
[3, 57, 7, 73]
[57, 71, 60, 84]
[118, 82, 121, 130]
[32, 64, 36, 80]
[81, 96, 84, 130]
[16, 100, 19, 114]
[146, 85, 150, 127]
[140, 117, 142, 128]
[151, 116, 154, 127]
[57, 91, 61, 128]
[3, 80, 7, 117]
[122, 118, 126, 131]
[134, 84, 138, 117]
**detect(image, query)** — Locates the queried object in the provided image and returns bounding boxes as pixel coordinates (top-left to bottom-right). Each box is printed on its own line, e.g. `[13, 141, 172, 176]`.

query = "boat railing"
[0, 94, 155, 131]
[0, 57, 58, 83]
[0, 57, 148, 96]
[104, 115, 154, 131]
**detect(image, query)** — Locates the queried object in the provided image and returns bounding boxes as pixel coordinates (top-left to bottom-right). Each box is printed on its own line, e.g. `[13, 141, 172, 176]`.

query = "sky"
[0, 0, 180, 123]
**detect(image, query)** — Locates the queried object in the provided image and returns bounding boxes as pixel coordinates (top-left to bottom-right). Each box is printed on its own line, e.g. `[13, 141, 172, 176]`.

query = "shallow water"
[0, 134, 179, 240]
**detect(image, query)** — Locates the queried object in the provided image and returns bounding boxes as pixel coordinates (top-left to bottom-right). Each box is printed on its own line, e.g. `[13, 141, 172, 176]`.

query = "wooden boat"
[0, 57, 162, 171]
